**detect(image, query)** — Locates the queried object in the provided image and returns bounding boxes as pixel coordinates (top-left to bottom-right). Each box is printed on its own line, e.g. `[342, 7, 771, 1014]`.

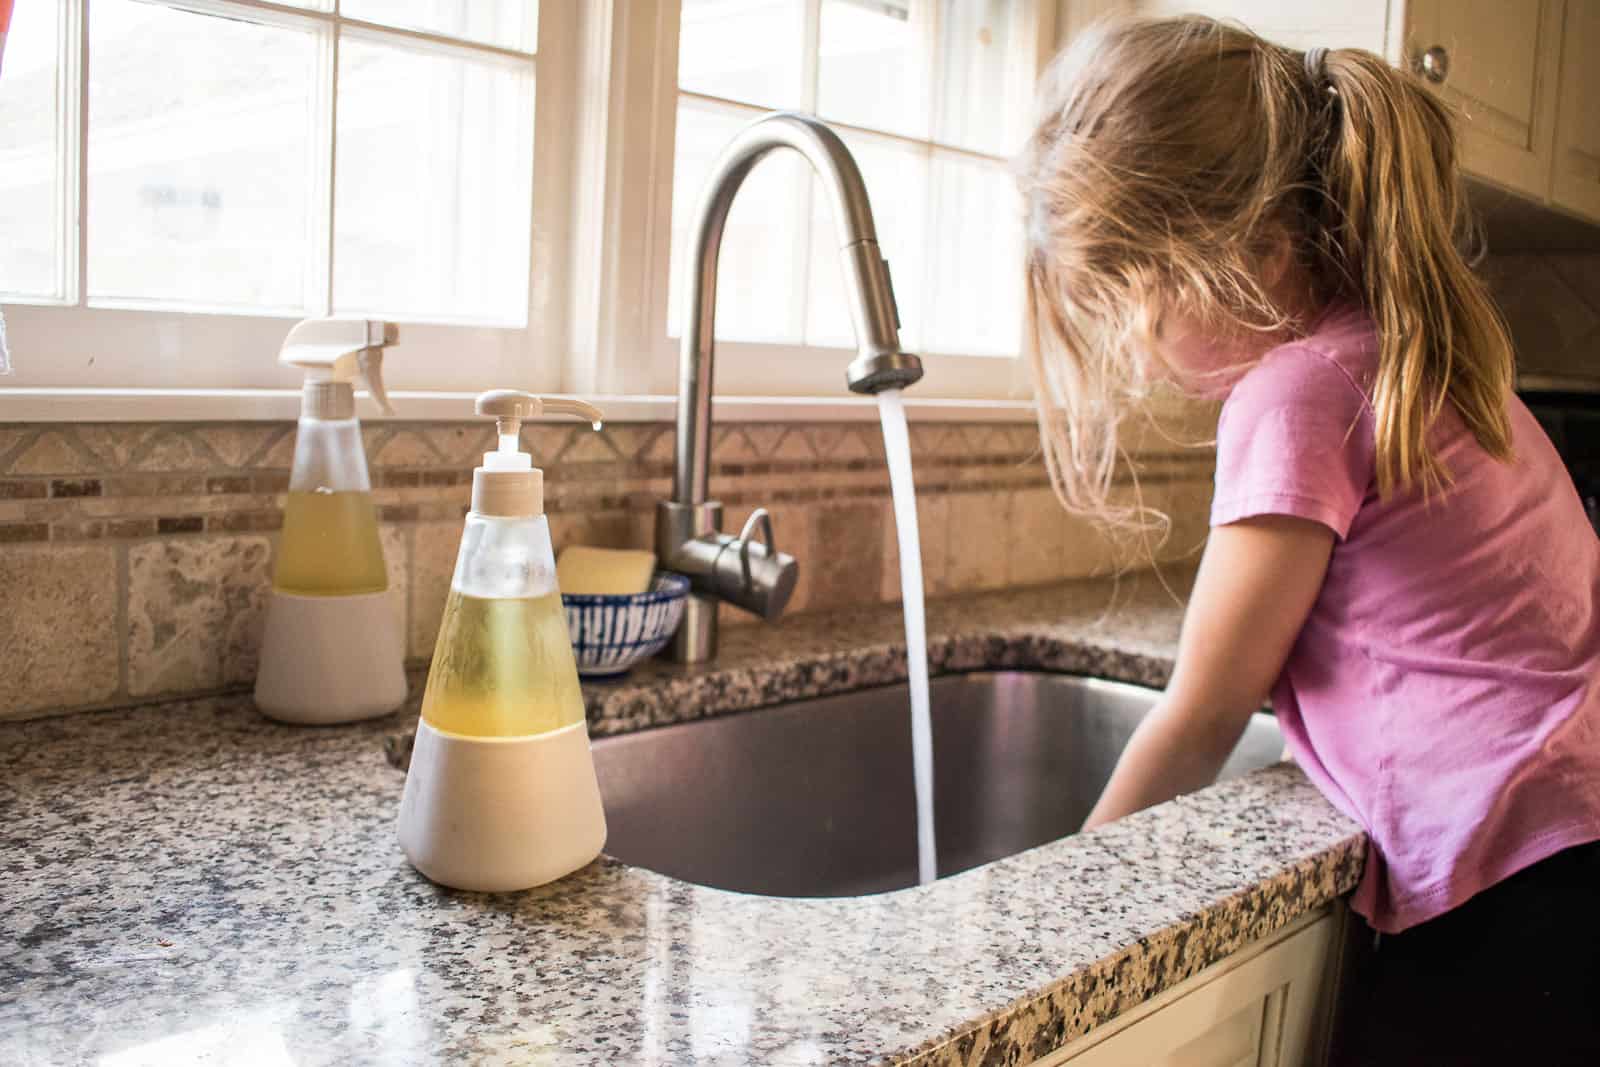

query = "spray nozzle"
[280, 318, 400, 416]
[475, 390, 604, 467]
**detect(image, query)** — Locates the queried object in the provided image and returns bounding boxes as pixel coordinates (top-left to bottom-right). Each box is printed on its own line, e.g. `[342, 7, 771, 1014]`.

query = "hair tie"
[1304, 47, 1337, 96]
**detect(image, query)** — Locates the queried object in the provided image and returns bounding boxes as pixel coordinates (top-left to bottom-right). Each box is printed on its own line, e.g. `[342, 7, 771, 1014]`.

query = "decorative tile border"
[0, 418, 1217, 721]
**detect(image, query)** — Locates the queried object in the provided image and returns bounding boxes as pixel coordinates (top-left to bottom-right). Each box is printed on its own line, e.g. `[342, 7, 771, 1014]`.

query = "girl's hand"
[1082, 514, 1334, 829]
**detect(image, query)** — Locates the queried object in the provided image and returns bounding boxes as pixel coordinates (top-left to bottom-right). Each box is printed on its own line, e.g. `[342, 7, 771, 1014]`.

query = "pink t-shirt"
[1211, 305, 1600, 933]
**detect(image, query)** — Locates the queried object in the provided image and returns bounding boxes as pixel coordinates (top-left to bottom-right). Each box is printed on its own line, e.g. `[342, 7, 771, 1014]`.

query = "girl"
[1019, 15, 1600, 1066]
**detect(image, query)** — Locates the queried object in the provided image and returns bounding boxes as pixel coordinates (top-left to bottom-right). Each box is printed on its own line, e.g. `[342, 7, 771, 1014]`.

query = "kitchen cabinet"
[1407, 0, 1564, 202]
[1552, 0, 1600, 220]
[1095, 0, 1600, 230]
[1036, 906, 1344, 1066]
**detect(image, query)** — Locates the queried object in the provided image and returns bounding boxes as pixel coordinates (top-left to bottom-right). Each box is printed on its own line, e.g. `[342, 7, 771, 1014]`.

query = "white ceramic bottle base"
[397, 720, 608, 892]
[254, 588, 408, 725]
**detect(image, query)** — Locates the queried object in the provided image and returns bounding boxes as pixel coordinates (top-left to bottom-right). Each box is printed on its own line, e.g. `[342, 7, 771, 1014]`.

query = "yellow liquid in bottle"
[420, 589, 586, 738]
[273, 490, 388, 596]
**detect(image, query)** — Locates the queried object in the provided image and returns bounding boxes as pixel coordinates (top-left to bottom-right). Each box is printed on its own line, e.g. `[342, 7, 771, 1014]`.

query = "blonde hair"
[1017, 15, 1514, 522]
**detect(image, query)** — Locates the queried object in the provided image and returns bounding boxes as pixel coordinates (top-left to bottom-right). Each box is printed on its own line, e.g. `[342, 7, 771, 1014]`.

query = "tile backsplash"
[0, 417, 1215, 720]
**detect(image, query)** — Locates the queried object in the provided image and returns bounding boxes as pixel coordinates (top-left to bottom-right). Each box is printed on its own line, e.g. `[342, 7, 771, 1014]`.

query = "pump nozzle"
[280, 318, 400, 416]
[470, 391, 605, 517]
[475, 390, 604, 453]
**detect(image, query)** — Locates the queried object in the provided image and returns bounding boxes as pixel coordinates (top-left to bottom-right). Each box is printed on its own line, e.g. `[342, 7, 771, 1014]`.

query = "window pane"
[923, 154, 1022, 356]
[87, 1, 320, 312]
[816, 0, 929, 140]
[805, 133, 926, 351]
[341, 0, 537, 53]
[0, 0, 63, 299]
[933, 0, 1029, 154]
[679, 0, 804, 107]
[668, 99, 808, 344]
[334, 38, 534, 326]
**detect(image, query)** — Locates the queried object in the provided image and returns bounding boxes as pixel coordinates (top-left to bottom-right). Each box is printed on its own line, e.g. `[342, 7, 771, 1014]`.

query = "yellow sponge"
[557, 545, 658, 596]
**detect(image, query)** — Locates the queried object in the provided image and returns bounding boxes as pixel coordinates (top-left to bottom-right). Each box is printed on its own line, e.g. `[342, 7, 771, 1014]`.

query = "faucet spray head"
[846, 351, 925, 395]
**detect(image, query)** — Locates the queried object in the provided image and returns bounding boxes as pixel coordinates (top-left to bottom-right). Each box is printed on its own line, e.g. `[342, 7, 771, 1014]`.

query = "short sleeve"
[1210, 346, 1374, 539]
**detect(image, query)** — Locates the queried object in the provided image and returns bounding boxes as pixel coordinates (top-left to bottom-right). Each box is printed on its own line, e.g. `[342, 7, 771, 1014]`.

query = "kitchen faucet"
[656, 112, 924, 663]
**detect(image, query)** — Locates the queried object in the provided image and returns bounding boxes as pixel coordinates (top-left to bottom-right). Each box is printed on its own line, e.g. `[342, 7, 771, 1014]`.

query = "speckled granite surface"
[0, 572, 1366, 1066]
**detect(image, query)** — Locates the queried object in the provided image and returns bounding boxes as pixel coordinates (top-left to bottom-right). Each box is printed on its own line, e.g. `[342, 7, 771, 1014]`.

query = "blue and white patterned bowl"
[563, 572, 690, 677]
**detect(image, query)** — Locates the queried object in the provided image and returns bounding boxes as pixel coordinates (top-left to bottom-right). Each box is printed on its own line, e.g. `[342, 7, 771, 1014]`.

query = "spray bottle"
[398, 389, 607, 891]
[255, 318, 407, 725]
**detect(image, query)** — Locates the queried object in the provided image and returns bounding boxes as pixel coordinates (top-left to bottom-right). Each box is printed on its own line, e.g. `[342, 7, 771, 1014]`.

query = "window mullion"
[67, 0, 87, 306]
[796, 0, 821, 344]
[312, 20, 337, 315]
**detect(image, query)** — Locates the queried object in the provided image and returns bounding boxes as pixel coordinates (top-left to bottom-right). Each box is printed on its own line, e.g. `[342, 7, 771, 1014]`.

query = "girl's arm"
[1082, 514, 1335, 830]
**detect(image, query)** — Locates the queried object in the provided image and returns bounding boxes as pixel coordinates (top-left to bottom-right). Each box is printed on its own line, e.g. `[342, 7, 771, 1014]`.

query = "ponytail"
[1309, 49, 1515, 494]
[1020, 16, 1515, 526]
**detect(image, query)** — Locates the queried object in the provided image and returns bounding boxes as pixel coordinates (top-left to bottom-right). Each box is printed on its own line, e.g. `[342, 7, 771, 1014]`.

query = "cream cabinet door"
[1406, 0, 1564, 200]
[1128, 0, 1392, 54]
[1035, 908, 1342, 1067]
[1553, 0, 1600, 221]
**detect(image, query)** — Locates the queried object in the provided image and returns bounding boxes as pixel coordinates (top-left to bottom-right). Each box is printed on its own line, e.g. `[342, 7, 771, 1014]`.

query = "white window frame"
[1, 0, 576, 408]
[0, 0, 1068, 420]
[577, 0, 1061, 403]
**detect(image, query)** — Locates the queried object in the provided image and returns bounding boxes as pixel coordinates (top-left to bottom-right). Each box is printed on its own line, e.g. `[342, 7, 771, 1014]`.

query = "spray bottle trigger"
[359, 348, 394, 416]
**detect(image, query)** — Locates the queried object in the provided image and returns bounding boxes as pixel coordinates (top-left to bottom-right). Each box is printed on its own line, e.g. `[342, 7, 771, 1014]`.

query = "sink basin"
[592, 671, 1283, 897]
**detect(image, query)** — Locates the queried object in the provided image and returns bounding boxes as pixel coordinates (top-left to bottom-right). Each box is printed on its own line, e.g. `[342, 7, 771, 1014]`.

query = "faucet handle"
[736, 508, 776, 591]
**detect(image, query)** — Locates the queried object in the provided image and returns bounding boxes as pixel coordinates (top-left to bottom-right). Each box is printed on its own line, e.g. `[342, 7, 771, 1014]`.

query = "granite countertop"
[0, 571, 1366, 1066]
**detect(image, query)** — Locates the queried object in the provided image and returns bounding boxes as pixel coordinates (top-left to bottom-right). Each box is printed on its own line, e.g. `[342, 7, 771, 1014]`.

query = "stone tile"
[1149, 478, 1213, 564]
[0, 427, 33, 470]
[805, 425, 849, 459]
[829, 427, 878, 461]
[410, 521, 463, 661]
[808, 499, 887, 612]
[559, 427, 620, 463]
[72, 426, 149, 471]
[932, 425, 975, 457]
[0, 544, 119, 717]
[195, 425, 286, 469]
[742, 425, 786, 460]
[10, 431, 97, 476]
[381, 525, 410, 643]
[257, 429, 298, 469]
[946, 491, 1012, 592]
[425, 424, 496, 465]
[642, 428, 676, 464]
[370, 429, 443, 467]
[907, 424, 947, 458]
[580, 511, 636, 551]
[967, 425, 1013, 458]
[606, 424, 664, 464]
[881, 491, 951, 602]
[128, 428, 222, 472]
[711, 427, 760, 463]
[127, 536, 272, 698]
[771, 429, 817, 462]
[1059, 508, 1121, 579]
[1009, 488, 1071, 587]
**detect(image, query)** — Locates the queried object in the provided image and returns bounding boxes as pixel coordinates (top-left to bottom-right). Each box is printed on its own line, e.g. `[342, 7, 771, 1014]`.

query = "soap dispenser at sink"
[398, 389, 608, 892]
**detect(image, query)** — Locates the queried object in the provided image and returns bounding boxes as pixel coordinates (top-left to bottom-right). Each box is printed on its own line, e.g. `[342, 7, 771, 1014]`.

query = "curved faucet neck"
[672, 112, 910, 506]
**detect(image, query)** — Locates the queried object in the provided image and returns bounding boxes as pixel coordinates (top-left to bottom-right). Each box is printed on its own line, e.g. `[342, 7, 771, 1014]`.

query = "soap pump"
[398, 389, 608, 892]
[255, 318, 408, 726]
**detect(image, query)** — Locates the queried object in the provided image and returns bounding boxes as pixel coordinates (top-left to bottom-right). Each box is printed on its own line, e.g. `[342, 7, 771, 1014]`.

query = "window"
[667, 0, 1039, 364]
[0, 0, 1051, 410]
[0, 0, 553, 395]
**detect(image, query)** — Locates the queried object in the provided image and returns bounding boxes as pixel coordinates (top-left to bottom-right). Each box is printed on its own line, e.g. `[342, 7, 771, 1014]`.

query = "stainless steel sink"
[591, 671, 1283, 898]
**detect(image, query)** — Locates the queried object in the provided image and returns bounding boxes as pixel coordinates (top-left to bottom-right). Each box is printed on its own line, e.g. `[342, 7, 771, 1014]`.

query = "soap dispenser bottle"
[398, 389, 608, 892]
[254, 318, 408, 725]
